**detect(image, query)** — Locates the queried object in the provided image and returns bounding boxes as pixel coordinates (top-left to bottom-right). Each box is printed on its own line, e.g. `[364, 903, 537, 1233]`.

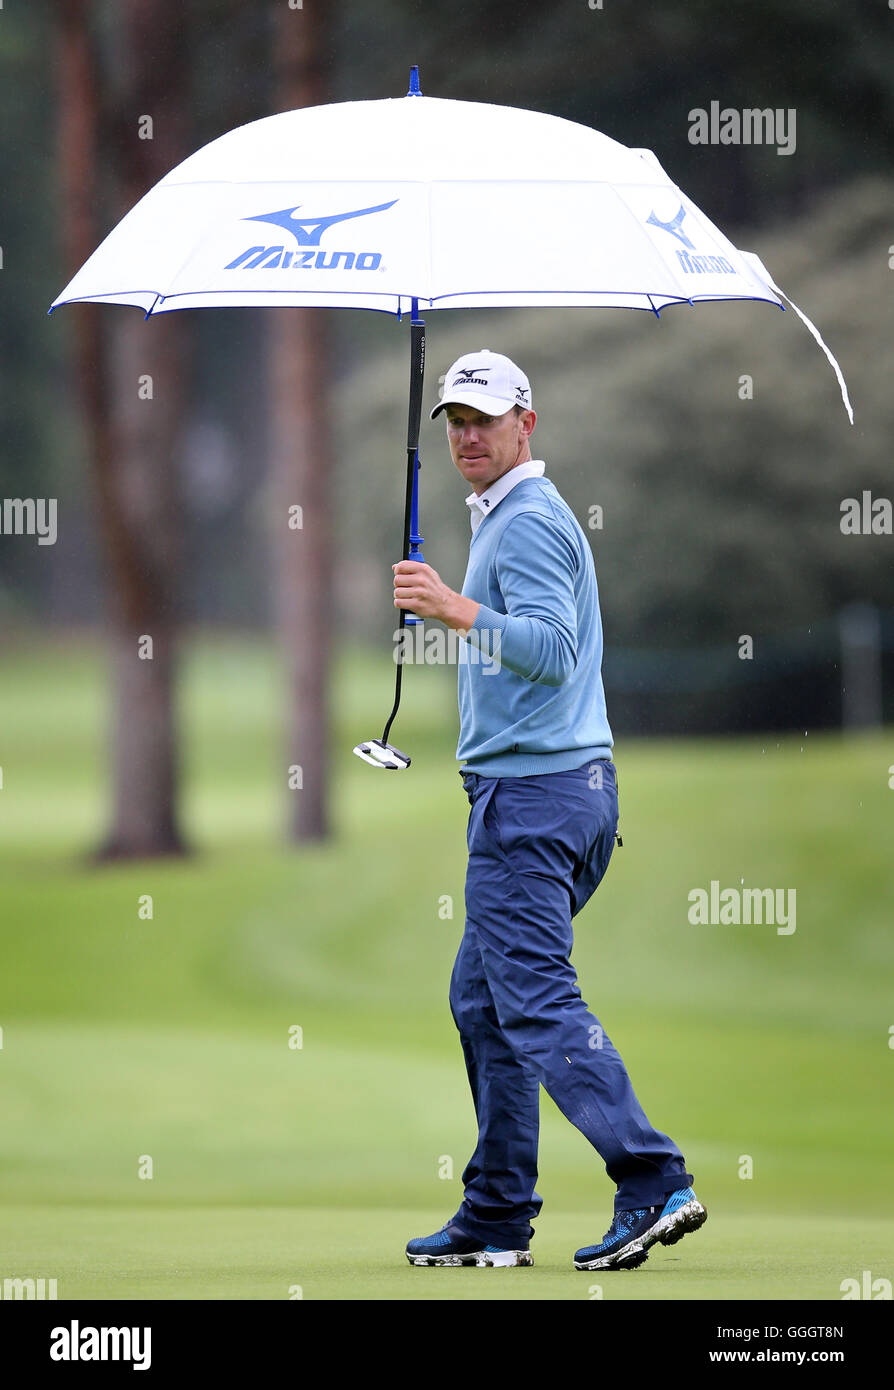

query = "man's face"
[443, 403, 536, 494]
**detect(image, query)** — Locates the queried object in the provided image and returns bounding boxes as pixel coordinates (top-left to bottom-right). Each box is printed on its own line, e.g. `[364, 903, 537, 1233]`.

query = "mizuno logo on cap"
[453, 367, 491, 387]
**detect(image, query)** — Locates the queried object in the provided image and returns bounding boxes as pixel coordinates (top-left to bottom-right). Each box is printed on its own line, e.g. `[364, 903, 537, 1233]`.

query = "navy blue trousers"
[448, 760, 693, 1247]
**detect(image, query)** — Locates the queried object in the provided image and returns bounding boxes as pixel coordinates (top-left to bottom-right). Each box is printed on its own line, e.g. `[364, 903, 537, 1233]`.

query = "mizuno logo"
[675, 249, 736, 276]
[244, 200, 398, 246]
[224, 198, 398, 273]
[647, 205, 736, 276]
[646, 204, 695, 249]
[453, 367, 491, 387]
[515, 387, 529, 403]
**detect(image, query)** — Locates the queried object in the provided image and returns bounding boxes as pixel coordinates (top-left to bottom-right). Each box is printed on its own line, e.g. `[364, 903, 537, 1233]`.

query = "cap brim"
[430, 391, 517, 421]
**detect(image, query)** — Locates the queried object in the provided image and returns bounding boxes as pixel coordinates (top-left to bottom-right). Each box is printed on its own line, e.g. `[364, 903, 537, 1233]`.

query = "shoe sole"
[407, 1250, 533, 1268]
[573, 1197, 708, 1271]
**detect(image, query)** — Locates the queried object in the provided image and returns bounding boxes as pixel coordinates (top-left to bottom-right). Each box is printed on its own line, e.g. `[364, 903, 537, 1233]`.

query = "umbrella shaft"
[382, 304, 425, 746]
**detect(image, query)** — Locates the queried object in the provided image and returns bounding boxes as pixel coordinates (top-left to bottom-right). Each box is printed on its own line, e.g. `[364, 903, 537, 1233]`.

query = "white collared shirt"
[466, 459, 546, 533]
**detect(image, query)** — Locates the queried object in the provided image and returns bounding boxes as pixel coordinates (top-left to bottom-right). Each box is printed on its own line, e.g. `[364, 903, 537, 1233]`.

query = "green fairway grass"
[1, 635, 892, 1299]
[3, 1206, 891, 1300]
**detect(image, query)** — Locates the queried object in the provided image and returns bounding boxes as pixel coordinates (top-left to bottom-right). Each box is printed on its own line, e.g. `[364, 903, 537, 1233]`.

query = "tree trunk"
[56, 0, 190, 858]
[271, 4, 333, 842]
[101, 307, 188, 858]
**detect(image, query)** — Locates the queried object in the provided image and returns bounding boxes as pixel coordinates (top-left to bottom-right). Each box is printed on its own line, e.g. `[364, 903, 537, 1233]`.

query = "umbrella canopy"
[52, 91, 791, 319]
[50, 82, 853, 418]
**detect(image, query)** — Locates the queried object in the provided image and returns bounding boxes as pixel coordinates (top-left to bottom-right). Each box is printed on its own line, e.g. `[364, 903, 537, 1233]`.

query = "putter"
[352, 738, 411, 770]
[353, 299, 425, 774]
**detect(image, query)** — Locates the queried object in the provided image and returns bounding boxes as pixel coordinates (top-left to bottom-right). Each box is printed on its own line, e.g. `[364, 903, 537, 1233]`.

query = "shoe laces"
[606, 1206, 648, 1241]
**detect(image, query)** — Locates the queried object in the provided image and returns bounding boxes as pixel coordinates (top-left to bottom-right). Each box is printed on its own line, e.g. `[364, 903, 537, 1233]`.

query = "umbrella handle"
[405, 445, 424, 612]
[382, 302, 425, 747]
[405, 312, 426, 615]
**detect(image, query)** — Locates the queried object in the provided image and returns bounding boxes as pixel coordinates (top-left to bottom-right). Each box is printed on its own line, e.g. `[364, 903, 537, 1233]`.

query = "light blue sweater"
[457, 474, 614, 776]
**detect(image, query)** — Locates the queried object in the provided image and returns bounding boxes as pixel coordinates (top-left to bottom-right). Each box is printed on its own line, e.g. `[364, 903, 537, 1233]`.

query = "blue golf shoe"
[406, 1223, 533, 1267]
[574, 1186, 707, 1270]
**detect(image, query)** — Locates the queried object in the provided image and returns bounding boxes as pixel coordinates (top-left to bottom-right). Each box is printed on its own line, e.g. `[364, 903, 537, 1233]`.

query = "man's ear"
[522, 408, 537, 437]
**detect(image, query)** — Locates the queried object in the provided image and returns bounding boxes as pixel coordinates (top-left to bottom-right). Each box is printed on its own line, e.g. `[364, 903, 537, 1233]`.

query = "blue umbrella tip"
[407, 65, 422, 96]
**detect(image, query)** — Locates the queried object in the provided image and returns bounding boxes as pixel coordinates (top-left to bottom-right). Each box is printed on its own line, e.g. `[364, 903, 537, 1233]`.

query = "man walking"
[393, 349, 706, 1271]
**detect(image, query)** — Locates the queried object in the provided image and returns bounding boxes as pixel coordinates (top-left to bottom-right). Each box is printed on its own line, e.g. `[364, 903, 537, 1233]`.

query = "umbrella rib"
[55, 287, 788, 319]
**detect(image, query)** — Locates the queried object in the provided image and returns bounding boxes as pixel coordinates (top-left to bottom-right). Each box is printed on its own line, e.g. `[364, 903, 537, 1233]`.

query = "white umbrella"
[51, 68, 853, 766]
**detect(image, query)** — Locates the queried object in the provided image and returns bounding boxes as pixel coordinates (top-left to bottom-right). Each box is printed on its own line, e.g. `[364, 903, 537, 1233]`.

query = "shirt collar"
[466, 459, 546, 532]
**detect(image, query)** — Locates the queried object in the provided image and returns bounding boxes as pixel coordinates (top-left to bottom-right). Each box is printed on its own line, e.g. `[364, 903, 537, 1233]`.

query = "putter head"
[352, 738, 411, 770]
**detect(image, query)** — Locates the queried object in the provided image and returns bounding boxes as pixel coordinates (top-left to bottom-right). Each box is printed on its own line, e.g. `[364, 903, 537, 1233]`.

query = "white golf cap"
[430, 348, 532, 420]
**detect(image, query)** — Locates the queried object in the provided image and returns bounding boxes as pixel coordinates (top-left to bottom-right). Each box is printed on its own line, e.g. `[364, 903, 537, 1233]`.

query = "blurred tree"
[55, 0, 192, 857]
[270, 2, 335, 842]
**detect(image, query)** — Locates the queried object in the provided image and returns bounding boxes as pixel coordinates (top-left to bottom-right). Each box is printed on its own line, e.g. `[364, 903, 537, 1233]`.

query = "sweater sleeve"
[464, 511, 579, 685]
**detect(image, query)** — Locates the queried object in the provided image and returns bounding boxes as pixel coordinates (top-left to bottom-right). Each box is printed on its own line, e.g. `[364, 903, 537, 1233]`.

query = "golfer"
[393, 349, 706, 1271]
